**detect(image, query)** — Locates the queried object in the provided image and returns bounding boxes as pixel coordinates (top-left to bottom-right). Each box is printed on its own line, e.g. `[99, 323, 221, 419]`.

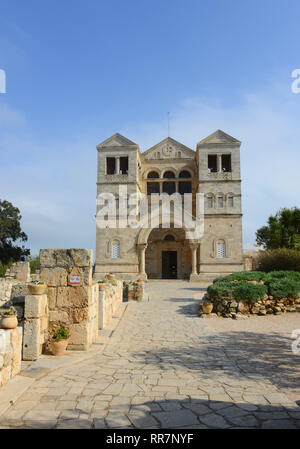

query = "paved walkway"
[1, 281, 299, 429]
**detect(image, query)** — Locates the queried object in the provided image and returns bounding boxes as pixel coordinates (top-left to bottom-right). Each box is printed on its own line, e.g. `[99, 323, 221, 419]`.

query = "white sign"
[69, 275, 81, 285]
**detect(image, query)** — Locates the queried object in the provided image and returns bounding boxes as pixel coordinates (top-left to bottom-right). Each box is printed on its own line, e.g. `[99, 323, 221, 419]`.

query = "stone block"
[40, 267, 68, 287]
[69, 323, 89, 346]
[24, 294, 47, 318]
[1, 365, 11, 387]
[40, 249, 57, 268]
[3, 350, 12, 367]
[49, 310, 69, 323]
[40, 249, 92, 269]
[47, 287, 57, 310]
[69, 249, 93, 267]
[56, 286, 89, 308]
[72, 307, 88, 323]
[23, 318, 41, 361]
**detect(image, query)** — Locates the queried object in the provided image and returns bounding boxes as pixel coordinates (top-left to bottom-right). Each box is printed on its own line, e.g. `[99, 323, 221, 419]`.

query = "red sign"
[69, 275, 81, 285]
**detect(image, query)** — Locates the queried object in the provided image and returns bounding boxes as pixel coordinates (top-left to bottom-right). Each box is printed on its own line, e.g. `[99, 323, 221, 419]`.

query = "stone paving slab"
[0, 281, 299, 429]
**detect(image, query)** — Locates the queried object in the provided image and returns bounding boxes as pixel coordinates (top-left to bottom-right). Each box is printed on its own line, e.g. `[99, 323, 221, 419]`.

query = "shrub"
[213, 271, 265, 283]
[233, 283, 268, 303]
[268, 279, 300, 299]
[256, 249, 300, 272]
[0, 261, 13, 278]
[29, 257, 40, 274]
[207, 281, 236, 299]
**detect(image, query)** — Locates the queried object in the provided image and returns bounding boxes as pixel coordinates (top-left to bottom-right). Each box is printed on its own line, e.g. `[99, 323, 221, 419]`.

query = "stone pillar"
[23, 293, 48, 361]
[116, 157, 120, 174]
[137, 244, 147, 277]
[217, 154, 222, 172]
[190, 243, 199, 281]
[39, 249, 94, 351]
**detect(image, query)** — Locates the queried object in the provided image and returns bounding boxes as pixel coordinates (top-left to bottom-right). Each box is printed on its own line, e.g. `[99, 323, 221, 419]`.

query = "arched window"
[217, 195, 224, 208]
[207, 195, 213, 208]
[179, 170, 191, 178]
[163, 171, 175, 179]
[164, 234, 175, 241]
[217, 240, 226, 258]
[111, 240, 120, 259]
[147, 171, 159, 179]
[228, 196, 234, 207]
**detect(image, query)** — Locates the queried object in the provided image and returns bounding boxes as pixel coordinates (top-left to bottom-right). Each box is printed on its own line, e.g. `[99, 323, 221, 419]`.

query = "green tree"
[256, 207, 300, 250]
[0, 200, 30, 265]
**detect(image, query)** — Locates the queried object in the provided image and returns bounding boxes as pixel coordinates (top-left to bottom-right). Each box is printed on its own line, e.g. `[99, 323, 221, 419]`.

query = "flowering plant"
[2, 307, 17, 316]
[49, 323, 70, 341]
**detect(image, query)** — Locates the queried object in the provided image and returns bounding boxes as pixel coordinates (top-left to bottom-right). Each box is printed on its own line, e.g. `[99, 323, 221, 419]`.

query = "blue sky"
[0, 0, 300, 256]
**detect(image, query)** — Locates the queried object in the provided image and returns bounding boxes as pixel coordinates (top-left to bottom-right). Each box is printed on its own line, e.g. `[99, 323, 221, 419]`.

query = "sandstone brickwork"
[39, 249, 97, 350]
[23, 293, 48, 360]
[98, 280, 123, 329]
[0, 327, 22, 388]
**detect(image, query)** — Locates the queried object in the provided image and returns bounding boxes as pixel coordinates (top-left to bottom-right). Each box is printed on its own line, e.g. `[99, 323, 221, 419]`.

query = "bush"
[0, 261, 13, 278]
[213, 271, 266, 283]
[268, 279, 300, 299]
[233, 283, 268, 303]
[208, 270, 300, 302]
[256, 249, 300, 272]
[29, 257, 40, 274]
[207, 281, 236, 299]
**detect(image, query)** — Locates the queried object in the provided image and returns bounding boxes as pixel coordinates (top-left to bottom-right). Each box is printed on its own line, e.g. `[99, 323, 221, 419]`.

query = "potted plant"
[28, 281, 48, 295]
[1, 307, 18, 329]
[49, 323, 70, 356]
[106, 273, 115, 281]
[202, 300, 213, 315]
[98, 280, 106, 291]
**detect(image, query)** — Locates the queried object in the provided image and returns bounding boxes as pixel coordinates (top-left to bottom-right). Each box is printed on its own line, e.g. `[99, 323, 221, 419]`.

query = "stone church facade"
[94, 130, 244, 281]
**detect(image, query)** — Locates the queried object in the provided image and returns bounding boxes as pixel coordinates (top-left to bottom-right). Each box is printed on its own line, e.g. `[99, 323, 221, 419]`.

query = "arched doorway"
[144, 228, 192, 279]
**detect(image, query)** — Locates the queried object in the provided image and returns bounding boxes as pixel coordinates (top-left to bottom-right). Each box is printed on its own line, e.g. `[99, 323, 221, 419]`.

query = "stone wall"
[0, 279, 15, 308]
[23, 294, 48, 361]
[200, 296, 300, 319]
[98, 280, 123, 329]
[39, 249, 97, 350]
[0, 327, 22, 388]
[5, 261, 30, 283]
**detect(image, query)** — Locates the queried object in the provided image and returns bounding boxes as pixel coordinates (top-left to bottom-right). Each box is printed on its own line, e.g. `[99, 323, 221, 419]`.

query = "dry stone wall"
[39, 249, 97, 350]
[0, 327, 22, 387]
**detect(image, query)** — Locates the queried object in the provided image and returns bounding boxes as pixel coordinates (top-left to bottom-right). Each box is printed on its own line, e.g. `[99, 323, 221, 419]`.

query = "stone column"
[217, 154, 222, 172]
[137, 244, 148, 276]
[190, 243, 199, 281]
[116, 157, 120, 174]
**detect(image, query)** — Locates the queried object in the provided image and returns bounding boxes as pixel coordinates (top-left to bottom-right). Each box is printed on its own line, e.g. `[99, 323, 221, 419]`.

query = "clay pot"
[98, 283, 106, 291]
[1, 315, 18, 329]
[28, 283, 48, 295]
[106, 274, 115, 281]
[202, 303, 213, 314]
[50, 339, 69, 356]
